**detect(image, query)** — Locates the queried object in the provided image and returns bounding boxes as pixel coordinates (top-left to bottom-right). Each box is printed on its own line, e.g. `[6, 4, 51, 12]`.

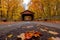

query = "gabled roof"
[21, 10, 34, 14]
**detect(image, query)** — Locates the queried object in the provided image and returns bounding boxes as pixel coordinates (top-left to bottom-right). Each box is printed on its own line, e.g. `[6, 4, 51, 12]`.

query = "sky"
[23, 0, 31, 10]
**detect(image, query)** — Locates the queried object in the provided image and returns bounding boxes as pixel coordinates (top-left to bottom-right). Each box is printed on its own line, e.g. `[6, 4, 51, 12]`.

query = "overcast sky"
[23, 0, 31, 10]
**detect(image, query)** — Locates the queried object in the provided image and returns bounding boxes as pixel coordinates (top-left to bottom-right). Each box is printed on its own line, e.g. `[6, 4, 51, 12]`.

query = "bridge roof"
[21, 10, 34, 14]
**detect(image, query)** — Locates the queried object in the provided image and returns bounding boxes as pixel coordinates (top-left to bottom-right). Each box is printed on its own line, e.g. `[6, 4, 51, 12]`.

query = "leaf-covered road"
[0, 21, 60, 40]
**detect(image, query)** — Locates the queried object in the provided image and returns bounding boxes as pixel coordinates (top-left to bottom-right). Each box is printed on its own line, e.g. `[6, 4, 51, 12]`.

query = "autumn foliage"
[0, 0, 60, 21]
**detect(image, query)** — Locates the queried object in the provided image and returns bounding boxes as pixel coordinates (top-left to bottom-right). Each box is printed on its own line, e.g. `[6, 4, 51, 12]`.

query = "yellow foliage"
[0, 0, 60, 21]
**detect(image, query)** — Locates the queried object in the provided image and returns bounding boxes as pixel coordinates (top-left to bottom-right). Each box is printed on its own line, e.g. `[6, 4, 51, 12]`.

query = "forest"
[0, 0, 60, 21]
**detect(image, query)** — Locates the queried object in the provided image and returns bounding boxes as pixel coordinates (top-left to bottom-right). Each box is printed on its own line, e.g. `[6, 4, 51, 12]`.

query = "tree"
[0, 0, 24, 21]
[29, 0, 44, 19]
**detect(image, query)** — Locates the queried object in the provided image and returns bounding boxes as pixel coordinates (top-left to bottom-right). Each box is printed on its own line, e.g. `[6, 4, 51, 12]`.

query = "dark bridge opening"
[22, 14, 34, 21]
[21, 10, 34, 21]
